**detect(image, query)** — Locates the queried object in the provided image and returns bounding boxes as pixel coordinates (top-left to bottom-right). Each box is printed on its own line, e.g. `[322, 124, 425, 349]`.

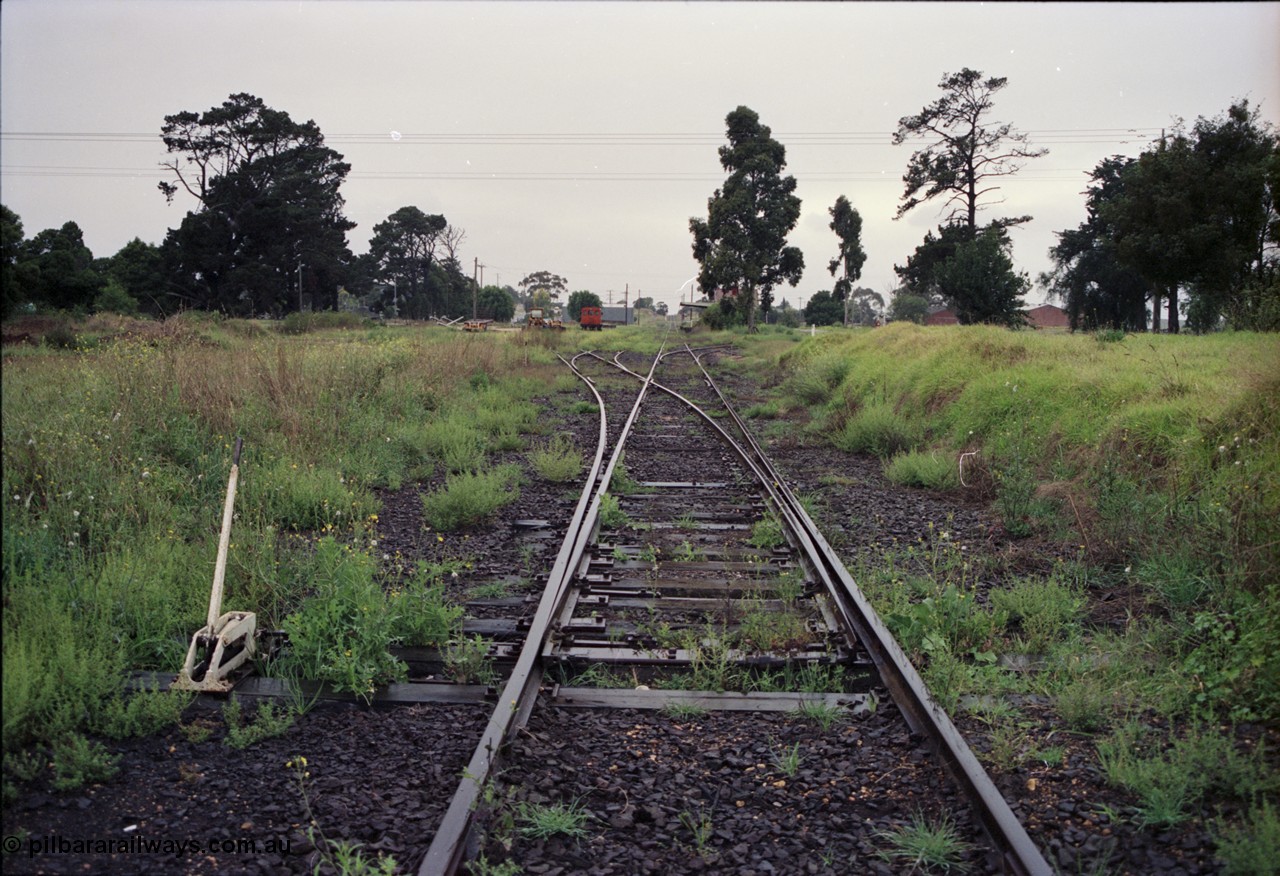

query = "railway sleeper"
[591, 577, 796, 597]
[546, 650, 877, 692]
[606, 558, 796, 573]
[599, 545, 793, 562]
[547, 685, 878, 714]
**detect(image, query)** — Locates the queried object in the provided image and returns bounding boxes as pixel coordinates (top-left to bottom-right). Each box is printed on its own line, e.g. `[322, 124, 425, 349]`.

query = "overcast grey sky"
[3, 1, 1278, 311]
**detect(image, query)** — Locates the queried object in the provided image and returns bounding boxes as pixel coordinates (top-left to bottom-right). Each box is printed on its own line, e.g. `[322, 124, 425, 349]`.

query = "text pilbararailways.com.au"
[5, 832, 293, 859]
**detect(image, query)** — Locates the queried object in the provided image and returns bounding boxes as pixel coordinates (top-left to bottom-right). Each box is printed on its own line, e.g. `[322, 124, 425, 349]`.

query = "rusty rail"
[417, 346, 665, 874]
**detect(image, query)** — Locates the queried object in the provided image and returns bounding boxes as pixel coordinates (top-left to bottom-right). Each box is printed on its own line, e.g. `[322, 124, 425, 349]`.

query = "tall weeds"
[2, 321, 559, 749]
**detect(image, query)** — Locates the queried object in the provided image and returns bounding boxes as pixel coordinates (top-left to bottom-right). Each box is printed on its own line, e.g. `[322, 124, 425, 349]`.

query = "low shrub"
[280, 538, 406, 701]
[528, 434, 582, 483]
[222, 699, 296, 749]
[422, 465, 521, 531]
[91, 688, 192, 740]
[50, 734, 120, 791]
[388, 566, 464, 647]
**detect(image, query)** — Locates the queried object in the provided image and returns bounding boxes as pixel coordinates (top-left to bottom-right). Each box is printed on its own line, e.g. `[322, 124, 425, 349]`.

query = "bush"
[993, 448, 1037, 538]
[1216, 799, 1280, 876]
[51, 734, 120, 791]
[748, 516, 785, 550]
[388, 566, 464, 647]
[91, 688, 192, 740]
[94, 279, 140, 316]
[222, 699, 296, 749]
[42, 319, 79, 349]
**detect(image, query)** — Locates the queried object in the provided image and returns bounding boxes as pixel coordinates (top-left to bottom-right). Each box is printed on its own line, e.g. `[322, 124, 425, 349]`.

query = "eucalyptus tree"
[519, 271, 568, 308]
[893, 68, 1047, 232]
[828, 195, 868, 326]
[690, 106, 804, 332]
[1183, 101, 1277, 330]
[157, 93, 354, 315]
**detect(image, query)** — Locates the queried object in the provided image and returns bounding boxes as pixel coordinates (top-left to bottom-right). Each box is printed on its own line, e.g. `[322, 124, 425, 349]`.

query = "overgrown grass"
[831, 401, 924, 459]
[1098, 720, 1277, 828]
[3, 320, 552, 751]
[516, 799, 593, 840]
[780, 323, 1280, 720]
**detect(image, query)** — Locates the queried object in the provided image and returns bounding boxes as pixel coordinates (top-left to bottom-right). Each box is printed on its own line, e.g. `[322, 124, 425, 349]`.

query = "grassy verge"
[1, 317, 564, 760]
[754, 322, 1279, 869]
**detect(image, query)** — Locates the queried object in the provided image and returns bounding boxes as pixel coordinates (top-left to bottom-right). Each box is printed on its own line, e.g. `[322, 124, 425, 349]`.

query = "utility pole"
[624, 284, 629, 326]
[472, 257, 479, 320]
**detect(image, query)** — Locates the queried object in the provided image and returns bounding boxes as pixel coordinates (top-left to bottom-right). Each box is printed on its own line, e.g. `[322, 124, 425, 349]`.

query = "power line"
[0, 165, 1096, 183]
[0, 127, 1167, 148]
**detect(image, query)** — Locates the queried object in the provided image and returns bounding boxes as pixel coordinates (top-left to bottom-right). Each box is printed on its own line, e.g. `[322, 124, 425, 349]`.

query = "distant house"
[1026, 304, 1070, 330]
[924, 304, 1070, 329]
[925, 307, 959, 326]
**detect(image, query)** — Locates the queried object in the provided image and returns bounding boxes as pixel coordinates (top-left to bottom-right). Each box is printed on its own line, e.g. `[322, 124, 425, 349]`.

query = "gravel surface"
[492, 706, 998, 875]
[3, 702, 488, 875]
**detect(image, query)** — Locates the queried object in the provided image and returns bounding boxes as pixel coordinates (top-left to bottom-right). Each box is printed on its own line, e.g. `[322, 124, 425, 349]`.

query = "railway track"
[420, 342, 1052, 875]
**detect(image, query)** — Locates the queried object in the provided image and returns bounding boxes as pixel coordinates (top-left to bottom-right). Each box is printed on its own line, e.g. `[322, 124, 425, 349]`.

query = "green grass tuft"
[422, 465, 521, 531]
[884, 449, 961, 489]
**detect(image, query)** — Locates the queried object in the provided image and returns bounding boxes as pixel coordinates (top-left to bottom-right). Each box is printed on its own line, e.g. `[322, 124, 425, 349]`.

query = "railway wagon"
[579, 305, 603, 330]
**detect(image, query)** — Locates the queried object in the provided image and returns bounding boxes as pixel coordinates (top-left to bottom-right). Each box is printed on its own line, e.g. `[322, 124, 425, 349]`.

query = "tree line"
[690, 71, 1278, 332]
[3, 94, 543, 324]
[4, 83, 1277, 332]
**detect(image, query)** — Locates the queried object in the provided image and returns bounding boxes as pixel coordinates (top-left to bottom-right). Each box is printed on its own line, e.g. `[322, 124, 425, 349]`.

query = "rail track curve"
[421, 343, 1051, 876]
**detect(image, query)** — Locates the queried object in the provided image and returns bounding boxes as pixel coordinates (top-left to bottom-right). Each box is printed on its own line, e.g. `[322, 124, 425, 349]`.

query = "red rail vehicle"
[579, 305, 603, 331]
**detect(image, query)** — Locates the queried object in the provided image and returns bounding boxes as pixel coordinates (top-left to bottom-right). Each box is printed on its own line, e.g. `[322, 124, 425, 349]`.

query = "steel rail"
[679, 345, 1053, 876]
[418, 346, 666, 875]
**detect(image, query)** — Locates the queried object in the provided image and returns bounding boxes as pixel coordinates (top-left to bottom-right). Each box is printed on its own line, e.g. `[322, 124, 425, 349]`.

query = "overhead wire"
[0, 127, 1159, 182]
[0, 127, 1166, 147]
